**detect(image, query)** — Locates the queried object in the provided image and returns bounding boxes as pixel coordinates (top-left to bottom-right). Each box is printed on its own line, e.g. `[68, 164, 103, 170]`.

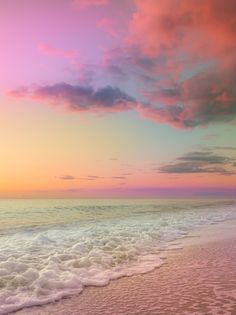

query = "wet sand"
[15, 220, 236, 315]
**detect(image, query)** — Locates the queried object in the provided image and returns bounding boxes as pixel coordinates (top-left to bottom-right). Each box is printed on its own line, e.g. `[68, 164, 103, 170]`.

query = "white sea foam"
[0, 199, 235, 314]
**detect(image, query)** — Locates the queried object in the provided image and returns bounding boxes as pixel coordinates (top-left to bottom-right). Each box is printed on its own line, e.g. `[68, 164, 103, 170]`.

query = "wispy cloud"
[57, 174, 105, 181]
[38, 43, 79, 65]
[111, 176, 126, 180]
[57, 175, 78, 180]
[77, 175, 104, 180]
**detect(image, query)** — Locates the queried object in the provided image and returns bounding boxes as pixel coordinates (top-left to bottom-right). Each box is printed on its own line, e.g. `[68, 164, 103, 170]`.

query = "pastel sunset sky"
[1, 0, 236, 197]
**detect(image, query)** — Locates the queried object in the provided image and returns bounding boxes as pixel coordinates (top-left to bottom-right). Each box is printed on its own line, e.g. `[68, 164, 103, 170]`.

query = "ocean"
[0, 198, 235, 315]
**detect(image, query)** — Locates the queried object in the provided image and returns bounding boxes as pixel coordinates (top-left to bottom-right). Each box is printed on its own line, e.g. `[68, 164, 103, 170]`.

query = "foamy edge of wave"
[0, 203, 235, 315]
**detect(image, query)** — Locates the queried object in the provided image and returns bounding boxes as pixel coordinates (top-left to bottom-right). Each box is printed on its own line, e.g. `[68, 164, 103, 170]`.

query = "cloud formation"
[158, 151, 235, 175]
[130, 0, 236, 57]
[8, 83, 136, 113]
[105, 0, 236, 127]
[7, 0, 236, 128]
[178, 151, 233, 164]
[116, 0, 236, 128]
[159, 163, 232, 176]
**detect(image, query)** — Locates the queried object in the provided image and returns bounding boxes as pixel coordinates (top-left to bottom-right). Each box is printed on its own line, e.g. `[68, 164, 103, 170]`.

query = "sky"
[0, 0, 236, 198]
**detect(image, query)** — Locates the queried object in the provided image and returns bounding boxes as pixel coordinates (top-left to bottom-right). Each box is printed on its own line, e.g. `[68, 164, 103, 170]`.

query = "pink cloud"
[139, 63, 236, 128]
[125, 0, 236, 127]
[7, 0, 236, 129]
[6, 87, 28, 98]
[130, 0, 236, 58]
[38, 43, 79, 65]
[127, 0, 236, 83]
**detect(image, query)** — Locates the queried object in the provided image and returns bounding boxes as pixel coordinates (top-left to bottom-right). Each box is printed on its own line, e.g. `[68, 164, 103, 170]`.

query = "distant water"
[0, 198, 235, 315]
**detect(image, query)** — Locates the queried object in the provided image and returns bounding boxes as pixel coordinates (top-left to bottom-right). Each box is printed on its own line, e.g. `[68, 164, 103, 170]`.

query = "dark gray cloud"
[178, 151, 233, 164]
[159, 162, 233, 175]
[158, 150, 236, 176]
[10, 83, 136, 112]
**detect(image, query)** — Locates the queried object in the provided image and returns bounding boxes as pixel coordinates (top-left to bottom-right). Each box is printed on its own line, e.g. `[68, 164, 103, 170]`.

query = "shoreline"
[15, 219, 236, 315]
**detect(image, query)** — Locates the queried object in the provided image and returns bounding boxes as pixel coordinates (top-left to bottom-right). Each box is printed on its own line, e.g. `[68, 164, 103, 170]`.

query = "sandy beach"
[15, 219, 236, 315]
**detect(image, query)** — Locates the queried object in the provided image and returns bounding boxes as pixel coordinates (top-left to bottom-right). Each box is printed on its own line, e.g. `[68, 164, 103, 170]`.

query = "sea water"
[0, 198, 235, 315]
